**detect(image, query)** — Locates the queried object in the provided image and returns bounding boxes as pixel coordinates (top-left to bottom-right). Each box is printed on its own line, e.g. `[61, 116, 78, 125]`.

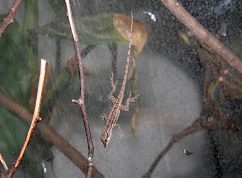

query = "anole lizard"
[101, 13, 136, 147]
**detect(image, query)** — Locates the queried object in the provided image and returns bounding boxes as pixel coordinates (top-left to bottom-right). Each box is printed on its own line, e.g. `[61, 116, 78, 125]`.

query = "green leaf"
[0, 16, 47, 177]
[37, 13, 127, 45]
[0, 16, 37, 107]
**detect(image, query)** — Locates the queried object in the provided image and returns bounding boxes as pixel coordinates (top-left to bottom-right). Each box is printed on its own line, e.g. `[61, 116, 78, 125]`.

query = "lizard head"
[101, 131, 111, 148]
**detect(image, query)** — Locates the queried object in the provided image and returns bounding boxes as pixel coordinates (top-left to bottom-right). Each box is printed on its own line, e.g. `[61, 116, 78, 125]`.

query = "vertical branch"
[0, 0, 23, 37]
[6, 59, 47, 178]
[64, 1, 94, 178]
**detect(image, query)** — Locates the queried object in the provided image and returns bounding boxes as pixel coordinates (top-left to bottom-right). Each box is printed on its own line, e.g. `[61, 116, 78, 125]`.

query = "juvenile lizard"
[101, 13, 136, 147]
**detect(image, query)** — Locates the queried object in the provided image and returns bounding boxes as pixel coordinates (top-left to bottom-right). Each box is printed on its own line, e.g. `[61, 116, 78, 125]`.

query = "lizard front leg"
[108, 73, 117, 104]
[100, 113, 108, 122]
[120, 94, 138, 111]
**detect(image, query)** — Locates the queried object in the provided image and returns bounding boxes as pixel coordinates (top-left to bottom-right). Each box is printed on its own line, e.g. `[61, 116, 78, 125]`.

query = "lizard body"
[101, 14, 136, 147]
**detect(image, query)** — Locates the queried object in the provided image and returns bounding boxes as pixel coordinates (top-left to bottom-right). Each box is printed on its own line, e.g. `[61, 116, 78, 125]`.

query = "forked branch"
[0, 93, 104, 178]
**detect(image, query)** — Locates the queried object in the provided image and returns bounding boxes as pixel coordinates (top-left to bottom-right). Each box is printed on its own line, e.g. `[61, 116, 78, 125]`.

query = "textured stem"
[160, 0, 242, 74]
[0, 93, 104, 178]
[0, 0, 23, 37]
[65, 1, 94, 178]
[7, 59, 47, 178]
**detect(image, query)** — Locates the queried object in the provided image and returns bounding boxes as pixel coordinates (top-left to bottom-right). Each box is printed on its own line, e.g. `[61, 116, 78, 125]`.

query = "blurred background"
[0, 0, 242, 177]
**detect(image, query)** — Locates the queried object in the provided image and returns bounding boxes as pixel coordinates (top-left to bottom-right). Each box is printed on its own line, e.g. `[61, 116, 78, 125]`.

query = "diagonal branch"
[6, 59, 47, 177]
[160, 0, 242, 75]
[142, 116, 206, 178]
[0, 93, 104, 178]
[64, 1, 94, 178]
[0, 153, 8, 171]
[0, 0, 23, 37]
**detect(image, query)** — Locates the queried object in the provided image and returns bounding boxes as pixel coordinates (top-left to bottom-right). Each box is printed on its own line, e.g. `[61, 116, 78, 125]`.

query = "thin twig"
[6, 59, 47, 178]
[0, 93, 104, 178]
[142, 101, 231, 177]
[0, 153, 8, 171]
[64, 1, 94, 178]
[81, 45, 96, 59]
[142, 116, 206, 178]
[0, 0, 23, 37]
[160, 0, 242, 75]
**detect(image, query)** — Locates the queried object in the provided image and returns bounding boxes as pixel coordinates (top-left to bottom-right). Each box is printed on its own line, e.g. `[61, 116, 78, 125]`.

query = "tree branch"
[5, 59, 47, 177]
[160, 0, 242, 75]
[65, 1, 94, 178]
[142, 116, 206, 178]
[0, 154, 8, 171]
[0, 93, 104, 178]
[0, 0, 23, 37]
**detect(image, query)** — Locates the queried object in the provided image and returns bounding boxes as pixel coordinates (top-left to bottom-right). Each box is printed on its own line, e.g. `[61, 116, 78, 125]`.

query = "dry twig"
[64, 1, 94, 178]
[4, 59, 47, 177]
[0, 0, 23, 37]
[142, 107, 229, 178]
[0, 154, 8, 171]
[142, 116, 206, 178]
[160, 0, 242, 75]
[0, 93, 104, 178]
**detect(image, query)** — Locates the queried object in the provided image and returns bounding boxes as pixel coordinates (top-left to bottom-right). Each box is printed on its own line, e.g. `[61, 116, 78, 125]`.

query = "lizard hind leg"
[120, 93, 138, 111]
[110, 72, 117, 90]
[100, 113, 107, 122]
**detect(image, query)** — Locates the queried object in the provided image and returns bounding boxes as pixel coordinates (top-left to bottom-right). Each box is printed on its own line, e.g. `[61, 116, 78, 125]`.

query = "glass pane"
[0, 0, 241, 177]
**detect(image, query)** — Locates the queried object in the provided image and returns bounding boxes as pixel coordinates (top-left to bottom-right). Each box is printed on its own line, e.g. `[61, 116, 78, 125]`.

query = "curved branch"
[142, 117, 205, 178]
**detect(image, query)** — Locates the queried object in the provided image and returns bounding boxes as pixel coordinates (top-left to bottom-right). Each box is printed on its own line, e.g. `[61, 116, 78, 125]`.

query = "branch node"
[72, 98, 83, 106]
[88, 161, 94, 166]
[9, 8, 14, 14]
[218, 76, 224, 82]
[65, 1, 95, 177]
[207, 116, 214, 122]
[6, 59, 47, 177]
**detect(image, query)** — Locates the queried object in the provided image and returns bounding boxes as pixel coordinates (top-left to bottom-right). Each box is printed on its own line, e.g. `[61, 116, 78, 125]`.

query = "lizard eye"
[101, 139, 106, 147]
[101, 135, 109, 147]
[101, 138, 105, 142]
[101, 137, 106, 144]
